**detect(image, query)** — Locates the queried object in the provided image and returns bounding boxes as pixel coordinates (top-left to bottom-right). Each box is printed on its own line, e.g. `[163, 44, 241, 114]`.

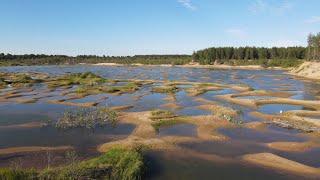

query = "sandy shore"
[91, 63, 287, 70]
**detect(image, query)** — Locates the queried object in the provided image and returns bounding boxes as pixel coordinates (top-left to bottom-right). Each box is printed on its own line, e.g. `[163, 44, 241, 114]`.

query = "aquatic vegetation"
[75, 83, 141, 94]
[222, 114, 243, 124]
[248, 86, 255, 91]
[151, 109, 178, 120]
[0, 74, 43, 87]
[48, 107, 118, 129]
[151, 86, 180, 94]
[47, 72, 105, 88]
[152, 119, 189, 132]
[0, 148, 145, 180]
[125, 81, 142, 89]
[0, 78, 7, 88]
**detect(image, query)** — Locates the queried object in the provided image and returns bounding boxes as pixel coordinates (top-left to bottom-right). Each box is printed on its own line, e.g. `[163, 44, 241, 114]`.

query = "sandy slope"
[289, 61, 320, 79]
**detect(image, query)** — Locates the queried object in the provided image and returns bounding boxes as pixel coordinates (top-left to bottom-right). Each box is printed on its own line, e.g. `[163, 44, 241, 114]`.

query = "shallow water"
[157, 124, 198, 138]
[144, 150, 298, 180]
[1, 65, 320, 178]
[259, 104, 316, 114]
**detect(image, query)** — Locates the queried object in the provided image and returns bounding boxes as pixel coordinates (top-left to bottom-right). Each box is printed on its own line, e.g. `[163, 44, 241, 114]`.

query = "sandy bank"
[289, 61, 320, 79]
[267, 141, 319, 152]
[0, 146, 73, 155]
[242, 153, 320, 175]
[92, 63, 286, 70]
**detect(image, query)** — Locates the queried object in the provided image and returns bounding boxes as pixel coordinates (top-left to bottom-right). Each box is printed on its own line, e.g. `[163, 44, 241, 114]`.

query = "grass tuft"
[151, 86, 180, 94]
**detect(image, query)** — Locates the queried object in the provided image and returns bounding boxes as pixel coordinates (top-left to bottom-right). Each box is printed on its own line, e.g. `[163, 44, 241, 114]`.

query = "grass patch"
[151, 86, 180, 94]
[48, 107, 118, 130]
[47, 72, 105, 88]
[0, 148, 145, 180]
[0, 169, 38, 179]
[152, 118, 189, 132]
[0, 78, 7, 88]
[151, 109, 178, 120]
[75, 84, 140, 94]
[248, 86, 255, 91]
[0, 74, 43, 88]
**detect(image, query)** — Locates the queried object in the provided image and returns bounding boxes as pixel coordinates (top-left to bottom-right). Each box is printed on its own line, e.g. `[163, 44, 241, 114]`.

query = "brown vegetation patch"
[194, 98, 218, 105]
[242, 153, 320, 175]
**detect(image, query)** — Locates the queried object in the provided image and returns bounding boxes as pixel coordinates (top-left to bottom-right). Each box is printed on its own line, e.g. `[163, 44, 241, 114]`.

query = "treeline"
[307, 32, 320, 61]
[192, 46, 306, 65]
[0, 54, 191, 66]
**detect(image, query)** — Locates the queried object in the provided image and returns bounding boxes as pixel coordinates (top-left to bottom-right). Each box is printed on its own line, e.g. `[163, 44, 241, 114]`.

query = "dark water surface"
[1, 65, 320, 179]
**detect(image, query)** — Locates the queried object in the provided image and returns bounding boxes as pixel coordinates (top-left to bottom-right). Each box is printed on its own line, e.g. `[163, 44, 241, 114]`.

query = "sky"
[0, 0, 319, 56]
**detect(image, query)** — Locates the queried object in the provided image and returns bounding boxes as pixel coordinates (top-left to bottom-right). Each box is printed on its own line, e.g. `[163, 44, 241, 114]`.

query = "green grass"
[0, 148, 145, 180]
[151, 110, 178, 121]
[152, 118, 189, 132]
[0, 75, 43, 88]
[125, 82, 142, 89]
[47, 72, 105, 88]
[151, 86, 180, 94]
[0, 78, 7, 88]
[248, 86, 255, 91]
[0, 169, 38, 180]
[151, 109, 175, 116]
[75, 83, 141, 94]
[40, 148, 144, 180]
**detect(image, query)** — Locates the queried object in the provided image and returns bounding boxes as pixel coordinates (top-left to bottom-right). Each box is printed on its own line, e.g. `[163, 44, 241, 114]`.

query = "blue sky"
[0, 0, 319, 56]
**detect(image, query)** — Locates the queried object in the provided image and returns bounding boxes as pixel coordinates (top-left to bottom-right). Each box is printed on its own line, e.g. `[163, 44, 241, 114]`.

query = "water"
[1, 65, 320, 178]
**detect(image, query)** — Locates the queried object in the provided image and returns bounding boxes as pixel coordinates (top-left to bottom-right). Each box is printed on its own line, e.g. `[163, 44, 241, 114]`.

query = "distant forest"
[0, 54, 191, 66]
[1, 32, 319, 67]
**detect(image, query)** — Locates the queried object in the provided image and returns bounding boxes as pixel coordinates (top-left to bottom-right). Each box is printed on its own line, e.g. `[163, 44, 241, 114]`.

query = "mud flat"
[97, 111, 233, 152]
[267, 141, 319, 152]
[242, 153, 320, 175]
[46, 99, 98, 108]
[0, 146, 73, 155]
[0, 122, 46, 129]
[250, 111, 320, 132]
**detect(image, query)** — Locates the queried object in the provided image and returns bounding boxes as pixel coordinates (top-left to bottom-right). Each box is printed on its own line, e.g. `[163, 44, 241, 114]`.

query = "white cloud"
[225, 28, 248, 39]
[177, 0, 197, 11]
[248, 0, 294, 16]
[304, 16, 320, 24]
